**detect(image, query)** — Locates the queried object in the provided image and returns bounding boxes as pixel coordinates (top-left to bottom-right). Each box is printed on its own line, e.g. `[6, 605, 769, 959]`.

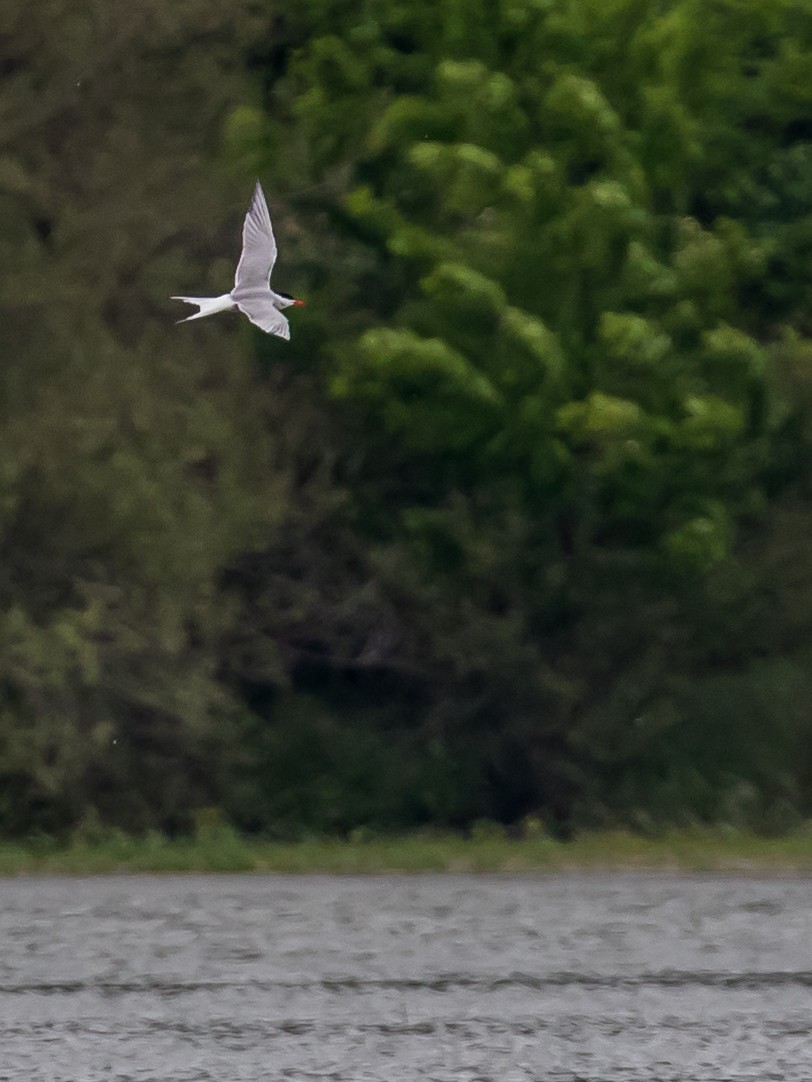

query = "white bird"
[172, 180, 303, 340]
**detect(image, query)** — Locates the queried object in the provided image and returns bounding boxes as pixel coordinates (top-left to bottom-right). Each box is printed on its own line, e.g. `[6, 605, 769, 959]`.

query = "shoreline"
[2, 827, 812, 876]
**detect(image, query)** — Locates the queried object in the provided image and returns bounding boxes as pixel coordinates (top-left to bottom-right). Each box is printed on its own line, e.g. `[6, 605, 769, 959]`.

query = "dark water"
[2, 873, 812, 1081]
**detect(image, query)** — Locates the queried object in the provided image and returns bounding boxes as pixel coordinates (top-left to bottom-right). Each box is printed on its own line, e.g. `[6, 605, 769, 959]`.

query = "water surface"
[2, 872, 811, 1080]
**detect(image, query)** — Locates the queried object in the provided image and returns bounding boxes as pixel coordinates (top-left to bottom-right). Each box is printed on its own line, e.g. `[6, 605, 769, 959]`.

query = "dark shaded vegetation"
[3, 0, 812, 841]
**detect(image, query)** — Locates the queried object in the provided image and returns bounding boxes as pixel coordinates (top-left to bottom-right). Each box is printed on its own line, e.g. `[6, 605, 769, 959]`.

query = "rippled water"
[2, 872, 812, 1080]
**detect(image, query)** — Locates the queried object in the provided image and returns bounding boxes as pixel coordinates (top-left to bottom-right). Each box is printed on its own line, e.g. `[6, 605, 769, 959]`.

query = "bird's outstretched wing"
[234, 295, 290, 339]
[234, 181, 278, 290]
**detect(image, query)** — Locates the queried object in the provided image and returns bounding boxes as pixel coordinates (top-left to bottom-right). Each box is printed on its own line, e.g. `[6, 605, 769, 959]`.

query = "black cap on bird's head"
[276, 290, 305, 308]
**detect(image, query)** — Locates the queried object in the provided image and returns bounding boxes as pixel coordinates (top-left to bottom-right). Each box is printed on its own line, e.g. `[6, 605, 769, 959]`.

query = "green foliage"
[4, 0, 812, 841]
[0, 0, 285, 835]
[243, 0, 812, 830]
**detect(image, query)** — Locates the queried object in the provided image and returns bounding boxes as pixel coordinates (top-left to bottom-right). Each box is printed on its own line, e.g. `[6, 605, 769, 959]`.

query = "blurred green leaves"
[243, 0, 812, 830]
[4, 0, 812, 839]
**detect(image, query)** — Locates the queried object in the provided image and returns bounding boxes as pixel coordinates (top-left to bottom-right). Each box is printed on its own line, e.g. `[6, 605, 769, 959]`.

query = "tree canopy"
[3, 0, 812, 838]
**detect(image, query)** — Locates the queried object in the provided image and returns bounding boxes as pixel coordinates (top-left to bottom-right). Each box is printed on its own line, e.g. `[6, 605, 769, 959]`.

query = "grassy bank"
[2, 826, 812, 876]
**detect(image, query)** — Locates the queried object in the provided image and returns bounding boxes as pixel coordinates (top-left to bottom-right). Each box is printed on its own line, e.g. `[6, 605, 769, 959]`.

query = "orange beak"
[293, 299, 305, 307]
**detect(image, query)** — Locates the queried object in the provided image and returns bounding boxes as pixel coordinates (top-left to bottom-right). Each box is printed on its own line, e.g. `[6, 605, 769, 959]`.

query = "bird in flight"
[172, 181, 303, 340]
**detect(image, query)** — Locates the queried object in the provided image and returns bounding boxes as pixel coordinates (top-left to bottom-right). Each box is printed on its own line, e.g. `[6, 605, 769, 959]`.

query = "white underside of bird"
[172, 181, 303, 340]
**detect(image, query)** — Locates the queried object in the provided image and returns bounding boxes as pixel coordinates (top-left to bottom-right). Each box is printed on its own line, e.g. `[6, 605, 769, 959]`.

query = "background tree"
[3, 0, 812, 838]
[0, 0, 292, 834]
[228, 0, 812, 830]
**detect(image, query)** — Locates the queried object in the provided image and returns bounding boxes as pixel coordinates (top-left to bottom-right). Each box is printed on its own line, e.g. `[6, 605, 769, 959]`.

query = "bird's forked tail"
[171, 294, 235, 323]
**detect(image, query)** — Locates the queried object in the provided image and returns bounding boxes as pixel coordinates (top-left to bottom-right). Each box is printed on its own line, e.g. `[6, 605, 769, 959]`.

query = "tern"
[172, 180, 303, 340]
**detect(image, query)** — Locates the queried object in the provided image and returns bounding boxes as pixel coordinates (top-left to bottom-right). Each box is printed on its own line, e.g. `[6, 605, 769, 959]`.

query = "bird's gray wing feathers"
[234, 181, 278, 290]
[234, 295, 290, 339]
